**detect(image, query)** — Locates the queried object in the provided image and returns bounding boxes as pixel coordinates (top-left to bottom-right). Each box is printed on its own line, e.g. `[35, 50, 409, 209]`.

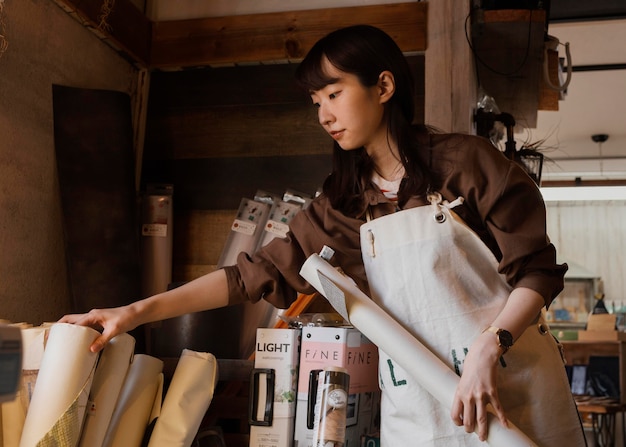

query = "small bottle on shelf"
[592, 279, 608, 314]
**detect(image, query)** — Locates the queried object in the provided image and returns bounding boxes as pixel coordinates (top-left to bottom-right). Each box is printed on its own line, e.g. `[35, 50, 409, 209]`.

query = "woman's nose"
[318, 105, 333, 126]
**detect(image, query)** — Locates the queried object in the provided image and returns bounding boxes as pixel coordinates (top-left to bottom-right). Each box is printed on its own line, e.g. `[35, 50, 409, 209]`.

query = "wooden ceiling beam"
[54, 0, 152, 66]
[150, 2, 428, 68]
[53, 2, 427, 69]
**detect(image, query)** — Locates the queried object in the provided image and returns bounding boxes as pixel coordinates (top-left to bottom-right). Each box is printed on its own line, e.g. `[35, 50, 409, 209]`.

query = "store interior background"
[1, 0, 625, 334]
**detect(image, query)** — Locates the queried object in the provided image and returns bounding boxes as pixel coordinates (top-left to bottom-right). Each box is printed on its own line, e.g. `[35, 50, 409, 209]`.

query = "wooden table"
[562, 340, 626, 446]
[575, 396, 626, 447]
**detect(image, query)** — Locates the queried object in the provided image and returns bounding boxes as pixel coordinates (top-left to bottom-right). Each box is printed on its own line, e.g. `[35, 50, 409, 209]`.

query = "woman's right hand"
[59, 305, 137, 353]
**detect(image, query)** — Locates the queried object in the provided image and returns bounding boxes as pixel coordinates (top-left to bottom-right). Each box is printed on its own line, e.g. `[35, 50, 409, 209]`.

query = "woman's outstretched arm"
[59, 269, 230, 352]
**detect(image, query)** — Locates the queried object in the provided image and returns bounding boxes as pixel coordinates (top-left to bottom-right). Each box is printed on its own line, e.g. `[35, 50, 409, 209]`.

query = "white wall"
[0, 0, 138, 324]
[546, 199, 626, 305]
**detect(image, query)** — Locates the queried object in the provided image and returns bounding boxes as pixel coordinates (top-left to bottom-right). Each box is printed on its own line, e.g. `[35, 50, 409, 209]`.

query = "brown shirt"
[224, 133, 566, 310]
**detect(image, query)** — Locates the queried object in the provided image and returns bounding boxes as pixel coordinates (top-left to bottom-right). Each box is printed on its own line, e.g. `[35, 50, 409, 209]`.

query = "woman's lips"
[330, 130, 344, 140]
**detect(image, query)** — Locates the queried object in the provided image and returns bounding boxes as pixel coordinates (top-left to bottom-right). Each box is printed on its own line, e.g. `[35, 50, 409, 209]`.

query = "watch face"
[498, 329, 514, 348]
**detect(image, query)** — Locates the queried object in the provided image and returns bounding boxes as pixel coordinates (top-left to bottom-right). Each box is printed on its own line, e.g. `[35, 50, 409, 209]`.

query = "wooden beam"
[54, 0, 151, 66]
[541, 179, 626, 187]
[150, 2, 427, 68]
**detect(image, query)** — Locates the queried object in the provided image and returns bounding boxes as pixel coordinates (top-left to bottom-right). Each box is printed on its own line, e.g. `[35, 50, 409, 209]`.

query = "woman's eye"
[329, 93, 337, 99]
[312, 102, 320, 109]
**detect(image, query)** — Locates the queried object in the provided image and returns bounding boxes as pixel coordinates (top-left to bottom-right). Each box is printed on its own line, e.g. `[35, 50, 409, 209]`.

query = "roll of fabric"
[18, 323, 100, 447]
[78, 333, 136, 447]
[101, 354, 163, 447]
[300, 254, 537, 447]
[147, 349, 218, 447]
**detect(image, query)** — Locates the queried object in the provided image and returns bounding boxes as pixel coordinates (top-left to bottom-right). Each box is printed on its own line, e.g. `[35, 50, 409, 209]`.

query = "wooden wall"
[142, 57, 424, 282]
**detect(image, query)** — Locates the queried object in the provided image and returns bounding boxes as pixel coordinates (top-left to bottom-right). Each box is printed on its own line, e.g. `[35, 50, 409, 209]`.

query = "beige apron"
[360, 193, 586, 446]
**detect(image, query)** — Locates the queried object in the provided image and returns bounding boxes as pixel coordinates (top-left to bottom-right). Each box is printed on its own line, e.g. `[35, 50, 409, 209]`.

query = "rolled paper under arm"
[299, 254, 537, 447]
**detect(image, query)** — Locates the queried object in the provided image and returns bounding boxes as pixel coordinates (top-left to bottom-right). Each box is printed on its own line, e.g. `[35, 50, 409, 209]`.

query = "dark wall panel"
[142, 154, 331, 210]
[142, 56, 424, 276]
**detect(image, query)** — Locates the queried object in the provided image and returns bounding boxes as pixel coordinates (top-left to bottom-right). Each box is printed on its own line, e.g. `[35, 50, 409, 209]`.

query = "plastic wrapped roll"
[102, 354, 163, 447]
[79, 333, 136, 447]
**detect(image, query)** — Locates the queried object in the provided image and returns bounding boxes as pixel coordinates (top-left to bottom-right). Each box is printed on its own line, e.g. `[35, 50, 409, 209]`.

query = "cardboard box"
[293, 326, 380, 447]
[577, 330, 626, 342]
[249, 328, 301, 447]
[586, 313, 617, 331]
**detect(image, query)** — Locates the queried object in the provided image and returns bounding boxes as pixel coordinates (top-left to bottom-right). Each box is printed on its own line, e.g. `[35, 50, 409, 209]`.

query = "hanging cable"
[98, 0, 115, 33]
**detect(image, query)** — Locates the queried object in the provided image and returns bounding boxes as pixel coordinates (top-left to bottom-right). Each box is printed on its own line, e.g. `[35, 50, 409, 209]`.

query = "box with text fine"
[293, 326, 380, 447]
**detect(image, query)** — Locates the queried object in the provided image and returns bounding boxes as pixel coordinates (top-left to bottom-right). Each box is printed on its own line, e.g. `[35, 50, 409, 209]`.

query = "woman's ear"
[377, 71, 396, 104]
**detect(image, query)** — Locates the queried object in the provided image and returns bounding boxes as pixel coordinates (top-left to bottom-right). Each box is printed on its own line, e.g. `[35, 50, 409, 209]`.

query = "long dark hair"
[295, 25, 431, 217]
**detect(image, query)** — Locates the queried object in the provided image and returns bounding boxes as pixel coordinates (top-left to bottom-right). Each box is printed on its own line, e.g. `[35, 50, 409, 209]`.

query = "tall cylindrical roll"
[141, 184, 173, 299]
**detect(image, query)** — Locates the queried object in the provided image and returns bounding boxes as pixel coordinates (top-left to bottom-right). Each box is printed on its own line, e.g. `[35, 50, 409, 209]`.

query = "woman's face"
[309, 59, 390, 154]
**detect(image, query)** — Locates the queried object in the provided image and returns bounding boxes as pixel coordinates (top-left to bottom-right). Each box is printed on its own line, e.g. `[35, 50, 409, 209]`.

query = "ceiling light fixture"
[591, 133, 609, 177]
[591, 134, 609, 144]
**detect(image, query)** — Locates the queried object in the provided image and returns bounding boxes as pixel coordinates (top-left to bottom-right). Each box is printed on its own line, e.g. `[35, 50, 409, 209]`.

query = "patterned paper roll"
[300, 254, 537, 447]
[18, 323, 100, 447]
[78, 333, 136, 447]
[147, 349, 218, 447]
[102, 354, 163, 447]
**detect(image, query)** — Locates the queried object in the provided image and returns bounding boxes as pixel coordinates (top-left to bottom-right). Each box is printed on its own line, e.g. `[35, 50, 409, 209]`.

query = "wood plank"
[144, 56, 424, 160]
[145, 104, 328, 159]
[425, 0, 475, 133]
[147, 64, 308, 108]
[150, 2, 427, 68]
[54, 0, 151, 66]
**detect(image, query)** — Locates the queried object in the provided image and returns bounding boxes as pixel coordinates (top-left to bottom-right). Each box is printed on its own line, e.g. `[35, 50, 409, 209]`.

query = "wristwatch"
[483, 326, 514, 353]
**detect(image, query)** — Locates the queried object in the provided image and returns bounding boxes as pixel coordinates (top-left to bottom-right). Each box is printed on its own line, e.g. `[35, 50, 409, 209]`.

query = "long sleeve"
[435, 133, 567, 307]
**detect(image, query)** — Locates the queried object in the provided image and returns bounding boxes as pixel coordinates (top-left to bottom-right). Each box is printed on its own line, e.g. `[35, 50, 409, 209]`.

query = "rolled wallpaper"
[147, 349, 219, 447]
[78, 333, 136, 447]
[101, 354, 163, 447]
[299, 254, 537, 447]
[18, 323, 100, 447]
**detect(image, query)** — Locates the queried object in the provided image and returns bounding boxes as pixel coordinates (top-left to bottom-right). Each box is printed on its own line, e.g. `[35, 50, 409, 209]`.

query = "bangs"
[295, 48, 338, 92]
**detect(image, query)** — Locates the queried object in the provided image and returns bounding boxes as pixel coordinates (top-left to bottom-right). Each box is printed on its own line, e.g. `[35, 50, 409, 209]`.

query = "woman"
[62, 25, 585, 446]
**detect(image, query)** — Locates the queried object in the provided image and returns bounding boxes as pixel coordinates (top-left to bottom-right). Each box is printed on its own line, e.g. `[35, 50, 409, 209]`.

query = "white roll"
[78, 333, 136, 447]
[147, 349, 218, 447]
[300, 254, 537, 447]
[18, 323, 100, 447]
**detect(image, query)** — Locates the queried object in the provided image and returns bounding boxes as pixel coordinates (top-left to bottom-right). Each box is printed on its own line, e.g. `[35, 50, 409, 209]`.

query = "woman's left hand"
[450, 331, 508, 442]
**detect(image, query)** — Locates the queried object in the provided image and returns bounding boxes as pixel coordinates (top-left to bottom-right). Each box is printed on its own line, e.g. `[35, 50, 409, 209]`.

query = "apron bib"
[360, 194, 585, 447]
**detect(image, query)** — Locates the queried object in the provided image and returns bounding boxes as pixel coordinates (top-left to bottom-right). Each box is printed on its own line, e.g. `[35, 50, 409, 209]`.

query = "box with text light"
[249, 328, 301, 447]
